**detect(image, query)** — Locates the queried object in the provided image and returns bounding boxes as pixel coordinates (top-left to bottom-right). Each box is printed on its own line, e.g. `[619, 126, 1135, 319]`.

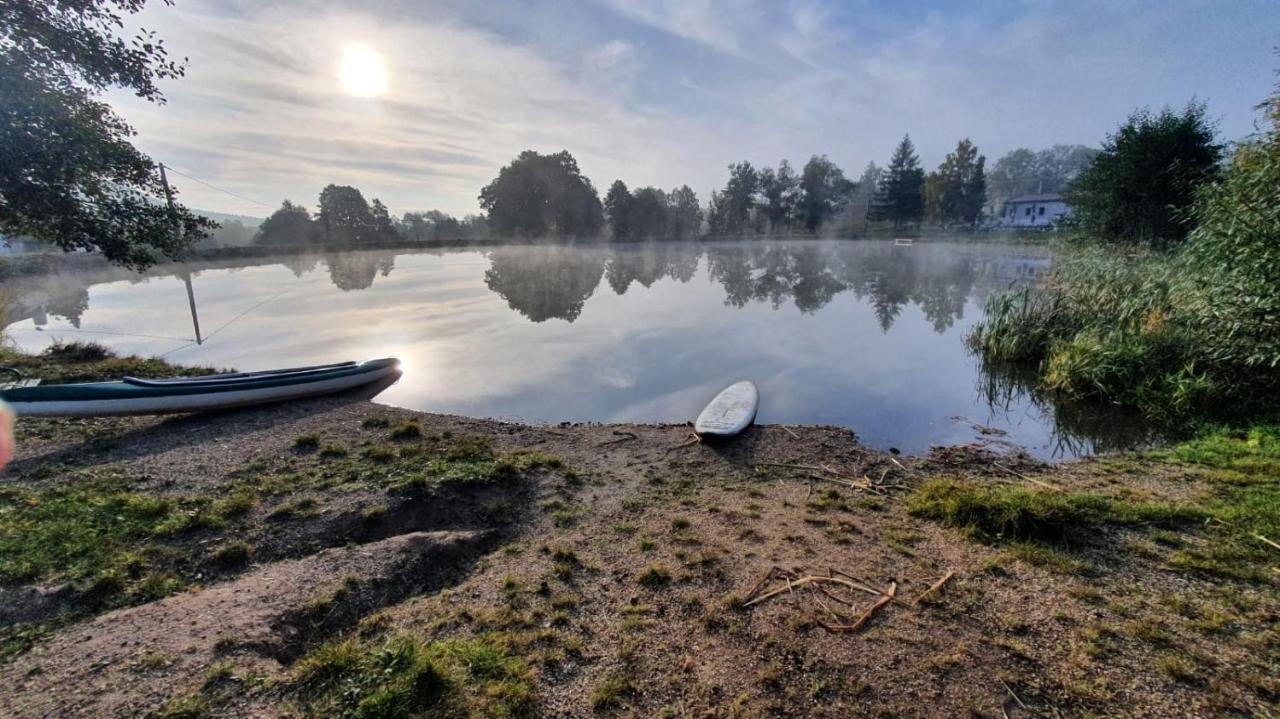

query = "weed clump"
[636, 564, 672, 589]
[291, 634, 532, 717]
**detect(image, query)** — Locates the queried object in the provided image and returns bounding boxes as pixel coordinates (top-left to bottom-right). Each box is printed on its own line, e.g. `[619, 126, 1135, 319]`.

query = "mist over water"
[3, 240, 1166, 459]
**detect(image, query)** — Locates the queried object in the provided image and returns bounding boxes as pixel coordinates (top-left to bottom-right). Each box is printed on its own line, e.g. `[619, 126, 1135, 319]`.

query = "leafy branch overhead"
[0, 0, 214, 268]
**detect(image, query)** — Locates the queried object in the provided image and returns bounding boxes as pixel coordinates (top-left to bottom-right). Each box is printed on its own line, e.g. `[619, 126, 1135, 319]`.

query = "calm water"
[3, 240, 1163, 459]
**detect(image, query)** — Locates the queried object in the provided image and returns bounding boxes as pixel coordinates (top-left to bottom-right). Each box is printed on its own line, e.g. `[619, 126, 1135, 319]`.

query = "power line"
[160, 164, 276, 210]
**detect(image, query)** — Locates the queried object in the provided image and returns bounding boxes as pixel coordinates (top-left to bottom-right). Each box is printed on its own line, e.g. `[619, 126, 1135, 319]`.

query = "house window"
[1038, 206, 1045, 215]
[1024, 207, 1032, 216]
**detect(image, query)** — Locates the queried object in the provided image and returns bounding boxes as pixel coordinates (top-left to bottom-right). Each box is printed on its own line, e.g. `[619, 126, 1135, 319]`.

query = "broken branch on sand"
[664, 434, 701, 455]
[817, 581, 896, 633]
[597, 430, 638, 446]
[911, 571, 955, 606]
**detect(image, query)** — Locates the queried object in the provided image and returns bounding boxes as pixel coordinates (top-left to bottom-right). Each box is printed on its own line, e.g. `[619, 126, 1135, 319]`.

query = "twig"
[743, 566, 784, 602]
[912, 571, 956, 606]
[829, 569, 913, 606]
[1254, 534, 1280, 552]
[1000, 680, 1032, 714]
[993, 463, 1062, 492]
[780, 425, 800, 439]
[756, 462, 836, 474]
[664, 434, 701, 455]
[597, 430, 638, 447]
[889, 457, 917, 478]
[818, 581, 896, 633]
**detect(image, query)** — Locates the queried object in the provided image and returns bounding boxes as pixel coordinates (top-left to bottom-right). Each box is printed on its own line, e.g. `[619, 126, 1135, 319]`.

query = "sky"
[111, 0, 1279, 219]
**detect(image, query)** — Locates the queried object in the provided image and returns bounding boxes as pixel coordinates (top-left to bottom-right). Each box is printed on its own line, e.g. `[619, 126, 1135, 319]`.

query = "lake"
[2, 240, 1165, 459]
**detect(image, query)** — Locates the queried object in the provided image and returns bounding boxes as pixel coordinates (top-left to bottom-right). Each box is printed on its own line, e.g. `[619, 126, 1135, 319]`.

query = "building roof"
[1005, 193, 1064, 204]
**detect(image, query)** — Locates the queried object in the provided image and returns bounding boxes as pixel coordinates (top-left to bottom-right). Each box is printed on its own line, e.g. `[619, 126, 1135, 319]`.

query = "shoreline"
[0, 348, 1276, 717]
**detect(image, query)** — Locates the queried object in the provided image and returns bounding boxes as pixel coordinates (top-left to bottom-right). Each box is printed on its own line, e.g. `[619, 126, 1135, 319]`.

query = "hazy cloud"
[110, 0, 1276, 218]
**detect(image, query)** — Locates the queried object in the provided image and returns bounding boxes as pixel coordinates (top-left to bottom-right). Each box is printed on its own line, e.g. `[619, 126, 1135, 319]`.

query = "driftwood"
[912, 571, 956, 606]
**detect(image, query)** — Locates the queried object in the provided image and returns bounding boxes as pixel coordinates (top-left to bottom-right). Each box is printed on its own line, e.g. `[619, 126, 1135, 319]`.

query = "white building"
[1000, 193, 1070, 228]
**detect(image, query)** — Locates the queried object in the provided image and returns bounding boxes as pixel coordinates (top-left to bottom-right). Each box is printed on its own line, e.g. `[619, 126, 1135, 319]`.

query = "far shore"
[0, 228, 1053, 281]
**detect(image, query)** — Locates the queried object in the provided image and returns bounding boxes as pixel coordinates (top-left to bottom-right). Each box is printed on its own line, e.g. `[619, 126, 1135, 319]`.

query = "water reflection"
[1, 240, 1160, 459]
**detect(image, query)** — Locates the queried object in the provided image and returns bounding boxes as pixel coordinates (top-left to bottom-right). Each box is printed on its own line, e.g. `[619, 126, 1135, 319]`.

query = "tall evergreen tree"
[603, 180, 634, 241]
[719, 161, 760, 235]
[881, 135, 926, 228]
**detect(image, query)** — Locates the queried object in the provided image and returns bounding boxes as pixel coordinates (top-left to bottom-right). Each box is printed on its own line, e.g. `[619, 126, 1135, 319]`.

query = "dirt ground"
[0, 392, 1277, 718]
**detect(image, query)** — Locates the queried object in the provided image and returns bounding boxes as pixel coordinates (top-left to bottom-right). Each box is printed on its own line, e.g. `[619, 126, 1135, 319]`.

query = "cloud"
[105, 0, 1275, 218]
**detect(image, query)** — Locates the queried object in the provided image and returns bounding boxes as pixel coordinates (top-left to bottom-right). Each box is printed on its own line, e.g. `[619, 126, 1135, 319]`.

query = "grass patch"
[209, 541, 253, 567]
[293, 434, 321, 451]
[291, 633, 533, 718]
[0, 343, 221, 385]
[389, 420, 424, 441]
[636, 564, 672, 589]
[591, 670, 636, 711]
[0, 471, 229, 585]
[907, 478, 1199, 543]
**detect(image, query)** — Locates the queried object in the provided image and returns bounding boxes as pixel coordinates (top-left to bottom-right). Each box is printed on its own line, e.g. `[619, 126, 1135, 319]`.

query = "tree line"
[255, 186, 489, 246]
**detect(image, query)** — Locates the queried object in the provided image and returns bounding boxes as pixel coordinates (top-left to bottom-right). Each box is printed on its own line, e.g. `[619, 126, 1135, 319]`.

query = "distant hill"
[197, 210, 264, 228]
[196, 209, 265, 248]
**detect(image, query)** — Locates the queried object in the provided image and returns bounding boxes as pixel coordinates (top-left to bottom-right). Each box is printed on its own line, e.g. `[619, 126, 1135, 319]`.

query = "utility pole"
[159, 163, 202, 345]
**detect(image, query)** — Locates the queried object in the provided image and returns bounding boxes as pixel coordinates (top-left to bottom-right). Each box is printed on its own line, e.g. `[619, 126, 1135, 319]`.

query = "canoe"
[0, 358, 401, 417]
[694, 380, 759, 438]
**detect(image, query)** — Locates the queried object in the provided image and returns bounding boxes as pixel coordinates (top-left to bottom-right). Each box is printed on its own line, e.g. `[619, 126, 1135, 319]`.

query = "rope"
[161, 165, 275, 210]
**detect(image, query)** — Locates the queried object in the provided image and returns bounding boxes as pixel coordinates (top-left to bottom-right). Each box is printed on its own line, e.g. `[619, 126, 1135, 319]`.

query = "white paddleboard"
[695, 381, 759, 438]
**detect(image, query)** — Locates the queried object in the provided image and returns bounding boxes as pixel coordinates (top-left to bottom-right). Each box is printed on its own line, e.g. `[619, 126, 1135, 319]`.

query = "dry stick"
[664, 434, 701, 455]
[819, 581, 897, 633]
[830, 569, 914, 607]
[780, 425, 800, 439]
[993, 463, 1062, 492]
[597, 430, 638, 447]
[745, 575, 907, 608]
[1000, 680, 1033, 715]
[912, 570, 956, 607]
[1254, 534, 1280, 552]
[743, 567, 782, 603]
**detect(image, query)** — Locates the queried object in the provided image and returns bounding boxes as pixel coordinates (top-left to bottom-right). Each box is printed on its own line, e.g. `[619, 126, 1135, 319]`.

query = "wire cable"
[161, 165, 276, 210]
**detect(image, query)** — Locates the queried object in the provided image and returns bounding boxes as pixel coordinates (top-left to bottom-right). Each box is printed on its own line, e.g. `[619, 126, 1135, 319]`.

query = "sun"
[337, 42, 389, 98]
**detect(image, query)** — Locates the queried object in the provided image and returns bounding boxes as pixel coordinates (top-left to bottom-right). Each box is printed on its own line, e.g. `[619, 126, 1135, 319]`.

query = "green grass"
[1153, 426, 1280, 581]
[590, 670, 636, 711]
[0, 471, 230, 585]
[291, 633, 533, 718]
[0, 342, 221, 385]
[906, 478, 1200, 543]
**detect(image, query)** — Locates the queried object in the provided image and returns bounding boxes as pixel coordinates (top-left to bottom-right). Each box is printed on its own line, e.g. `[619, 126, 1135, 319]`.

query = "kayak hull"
[1, 358, 401, 417]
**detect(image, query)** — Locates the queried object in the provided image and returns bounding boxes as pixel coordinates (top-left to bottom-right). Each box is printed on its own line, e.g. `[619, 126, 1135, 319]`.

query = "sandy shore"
[0, 390, 1276, 717]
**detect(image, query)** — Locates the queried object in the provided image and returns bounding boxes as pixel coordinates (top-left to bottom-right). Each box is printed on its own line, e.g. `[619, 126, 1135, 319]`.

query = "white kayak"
[1, 358, 402, 418]
[694, 380, 759, 438]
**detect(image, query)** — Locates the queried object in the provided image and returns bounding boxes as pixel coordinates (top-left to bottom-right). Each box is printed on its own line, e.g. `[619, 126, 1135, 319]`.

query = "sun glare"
[337, 42, 388, 98]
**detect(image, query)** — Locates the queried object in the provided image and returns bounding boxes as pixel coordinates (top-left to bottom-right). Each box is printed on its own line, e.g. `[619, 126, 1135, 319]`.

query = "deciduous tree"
[0, 0, 214, 268]
[1066, 103, 1223, 247]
